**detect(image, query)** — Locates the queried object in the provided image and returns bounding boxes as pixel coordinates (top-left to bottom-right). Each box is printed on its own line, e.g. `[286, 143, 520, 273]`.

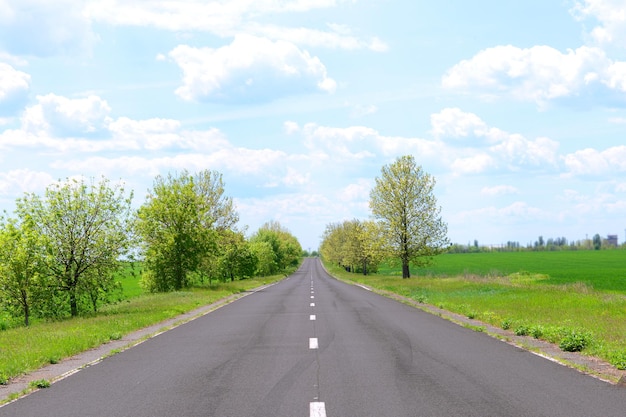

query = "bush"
[30, 379, 51, 389]
[559, 330, 593, 352]
[501, 319, 512, 330]
[514, 325, 530, 336]
[530, 325, 544, 339]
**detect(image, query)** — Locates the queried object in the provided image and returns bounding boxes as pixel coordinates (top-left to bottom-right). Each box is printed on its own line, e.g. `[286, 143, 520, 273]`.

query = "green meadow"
[380, 250, 626, 291]
[0, 272, 286, 395]
[327, 250, 626, 377]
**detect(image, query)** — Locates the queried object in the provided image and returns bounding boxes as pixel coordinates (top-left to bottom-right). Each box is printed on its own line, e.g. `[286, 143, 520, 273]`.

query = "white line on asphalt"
[311, 295, 314, 299]
[355, 284, 372, 291]
[310, 302, 315, 307]
[309, 338, 319, 349]
[310, 402, 326, 417]
[310, 314, 316, 321]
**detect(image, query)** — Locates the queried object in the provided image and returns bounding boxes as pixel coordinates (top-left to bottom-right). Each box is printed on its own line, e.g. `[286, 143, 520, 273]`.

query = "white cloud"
[481, 185, 519, 196]
[22, 94, 111, 136]
[430, 107, 507, 144]
[249, 23, 388, 52]
[571, 0, 626, 47]
[450, 154, 495, 175]
[169, 35, 336, 103]
[563, 145, 626, 176]
[0, 169, 54, 196]
[337, 178, 371, 203]
[87, 0, 386, 52]
[0, 62, 29, 101]
[350, 104, 378, 118]
[442, 45, 626, 106]
[431, 108, 560, 173]
[282, 167, 311, 187]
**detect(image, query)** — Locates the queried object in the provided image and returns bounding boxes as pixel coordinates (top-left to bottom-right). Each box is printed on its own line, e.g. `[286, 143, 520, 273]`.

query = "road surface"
[2, 258, 626, 416]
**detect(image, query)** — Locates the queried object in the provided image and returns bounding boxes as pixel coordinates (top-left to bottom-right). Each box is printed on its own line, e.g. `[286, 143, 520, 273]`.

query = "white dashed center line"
[310, 401, 326, 417]
[310, 314, 316, 321]
[310, 302, 315, 307]
[309, 338, 319, 349]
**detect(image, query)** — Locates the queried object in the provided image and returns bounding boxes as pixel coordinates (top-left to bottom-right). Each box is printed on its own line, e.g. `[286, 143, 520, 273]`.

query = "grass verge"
[324, 260, 626, 371]
[0, 275, 284, 384]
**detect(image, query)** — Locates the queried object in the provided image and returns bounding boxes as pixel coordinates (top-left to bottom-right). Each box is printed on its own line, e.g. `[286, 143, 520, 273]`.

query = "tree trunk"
[70, 290, 78, 317]
[402, 260, 410, 279]
[24, 304, 29, 326]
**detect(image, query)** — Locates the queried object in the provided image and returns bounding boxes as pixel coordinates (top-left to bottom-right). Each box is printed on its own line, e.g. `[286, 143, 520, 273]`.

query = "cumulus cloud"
[431, 108, 560, 174]
[571, 0, 626, 46]
[0, 169, 54, 196]
[0, 62, 30, 114]
[442, 45, 626, 106]
[336, 178, 371, 203]
[169, 35, 337, 103]
[22, 94, 112, 136]
[562, 145, 626, 176]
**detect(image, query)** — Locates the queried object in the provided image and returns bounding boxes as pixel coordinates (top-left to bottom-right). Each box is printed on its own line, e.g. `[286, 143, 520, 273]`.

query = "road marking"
[310, 314, 316, 321]
[309, 338, 318, 349]
[311, 295, 315, 299]
[355, 284, 372, 291]
[310, 402, 326, 417]
[310, 302, 315, 307]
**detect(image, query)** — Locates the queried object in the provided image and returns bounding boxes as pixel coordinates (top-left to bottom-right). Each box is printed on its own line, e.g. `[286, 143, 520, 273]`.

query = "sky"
[1, 0, 626, 251]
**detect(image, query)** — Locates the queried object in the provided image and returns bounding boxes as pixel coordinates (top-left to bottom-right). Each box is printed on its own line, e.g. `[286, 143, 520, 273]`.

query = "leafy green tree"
[135, 170, 238, 291]
[0, 217, 49, 326]
[249, 221, 302, 274]
[320, 219, 383, 275]
[216, 230, 257, 282]
[15, 177, 134, 317]
[369, 155, 449, 278]
[250, 240, 276, 276]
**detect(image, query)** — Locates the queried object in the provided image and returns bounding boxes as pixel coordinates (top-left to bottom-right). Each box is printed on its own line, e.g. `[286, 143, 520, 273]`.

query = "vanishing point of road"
[2, 258, 626, 416]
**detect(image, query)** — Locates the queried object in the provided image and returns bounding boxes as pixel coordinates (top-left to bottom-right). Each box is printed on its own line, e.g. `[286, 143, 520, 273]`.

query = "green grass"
[0, 275, 284, 384]
[380, 250, 626, 292]
[326, 251, 626, 373]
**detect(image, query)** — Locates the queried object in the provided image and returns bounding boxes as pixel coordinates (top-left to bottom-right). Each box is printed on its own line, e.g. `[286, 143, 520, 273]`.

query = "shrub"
[559, 330, 593, 352]
[530, 325, 544, 339]
[30, 379, 51, 389]
[501, 319, 512, 330]
[514, 325, 530, 336]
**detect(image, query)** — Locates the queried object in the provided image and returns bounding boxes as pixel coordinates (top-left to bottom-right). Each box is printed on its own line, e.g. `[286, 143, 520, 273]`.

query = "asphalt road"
[2, 258, 626, 416]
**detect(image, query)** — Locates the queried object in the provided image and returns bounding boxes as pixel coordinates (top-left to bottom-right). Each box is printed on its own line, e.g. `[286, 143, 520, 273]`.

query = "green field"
[326, 250, 626, 377]
[380, 250, 626, 292]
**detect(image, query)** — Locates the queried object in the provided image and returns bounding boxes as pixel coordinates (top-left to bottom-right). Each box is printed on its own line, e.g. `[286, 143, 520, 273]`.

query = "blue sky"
[1, 0, 626, 250]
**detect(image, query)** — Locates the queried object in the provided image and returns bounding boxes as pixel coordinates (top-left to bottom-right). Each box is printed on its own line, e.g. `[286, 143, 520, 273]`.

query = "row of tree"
[449, 234, 622, 253]
[321, 155, 449, 278]
[0, 170, 301, 326]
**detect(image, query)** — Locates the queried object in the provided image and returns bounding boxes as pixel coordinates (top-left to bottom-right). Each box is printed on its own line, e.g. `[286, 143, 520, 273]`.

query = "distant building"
[607, 235, 618, 247]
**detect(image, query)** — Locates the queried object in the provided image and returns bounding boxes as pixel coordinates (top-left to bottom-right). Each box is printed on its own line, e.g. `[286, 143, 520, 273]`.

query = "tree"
[135, 170, 238, 291]
[0, 217, 48, 326]
[593, 233, 602, 250]
[215, 230, 257, 282]
[320, 219, 383, 275]
[369, 155, 449, 278]
[16, 177, 133, 317]
[249, 221, 302, 275]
